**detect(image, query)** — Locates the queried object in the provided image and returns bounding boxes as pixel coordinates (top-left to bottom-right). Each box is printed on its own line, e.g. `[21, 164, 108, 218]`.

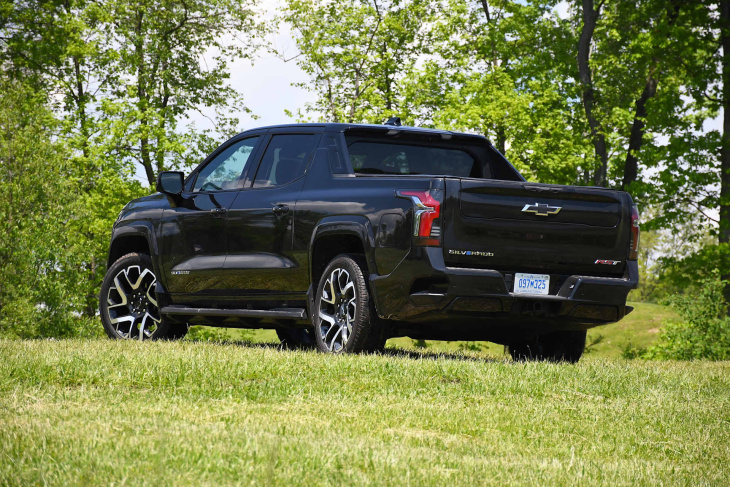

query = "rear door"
[224, 131, 321, 298]
[442, 179, 631, 278]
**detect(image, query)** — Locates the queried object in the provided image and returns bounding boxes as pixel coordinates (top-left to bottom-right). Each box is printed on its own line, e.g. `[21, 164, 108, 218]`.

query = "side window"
[252, 134, 319, 188]
[193, 136, 259, 192]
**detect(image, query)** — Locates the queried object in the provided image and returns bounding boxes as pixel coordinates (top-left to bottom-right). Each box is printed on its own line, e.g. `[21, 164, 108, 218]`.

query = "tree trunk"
[622, 70, 657, 190]
[577, 0, 609, 187]
[720, 0, 730, 307]
[622, 2, 681, 191]
[134, 9, 156, 187]
[495, 126, 507, 155]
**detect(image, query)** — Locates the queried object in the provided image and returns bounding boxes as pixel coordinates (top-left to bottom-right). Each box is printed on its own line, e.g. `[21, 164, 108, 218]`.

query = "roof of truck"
[238, 122, 489, 141]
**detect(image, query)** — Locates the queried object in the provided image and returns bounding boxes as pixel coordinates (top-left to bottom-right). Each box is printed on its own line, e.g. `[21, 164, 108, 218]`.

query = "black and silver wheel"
[99, 252, 187, 340]
[507, 330, 587, 363]
[312, 254, 385, 353]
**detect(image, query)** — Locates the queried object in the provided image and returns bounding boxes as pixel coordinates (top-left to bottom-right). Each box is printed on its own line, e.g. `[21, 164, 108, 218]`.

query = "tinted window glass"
[253, 134, 319, 188]
[324, 136, 348, 175]
[194, 137, 259, 192]
[346, 140, 476, 177]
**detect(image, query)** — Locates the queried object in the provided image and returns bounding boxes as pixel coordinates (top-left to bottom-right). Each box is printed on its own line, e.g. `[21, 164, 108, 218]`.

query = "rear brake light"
[629, 205, 640, 260]
[396, 190, 443, 246]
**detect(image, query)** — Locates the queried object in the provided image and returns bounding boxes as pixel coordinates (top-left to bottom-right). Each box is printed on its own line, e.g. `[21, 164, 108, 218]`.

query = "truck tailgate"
[442, 179, 632, 277]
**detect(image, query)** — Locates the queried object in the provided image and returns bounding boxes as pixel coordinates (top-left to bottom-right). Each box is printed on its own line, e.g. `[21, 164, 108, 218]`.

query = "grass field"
[2, 333, 728, 485]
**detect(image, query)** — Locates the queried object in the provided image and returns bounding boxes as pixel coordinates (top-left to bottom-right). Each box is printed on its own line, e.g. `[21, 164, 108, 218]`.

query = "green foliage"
[1, 0, 267, 186]
[648, 244, 730, 302]
[643, 271, 730, 360]
[0, 80, 98, 337]
[102, 0, 267, 184]
[403, 0, 591, 185]
[283, 0, 433, 124]
[620, 332, 648, 360]
[0, 0, 266, 338]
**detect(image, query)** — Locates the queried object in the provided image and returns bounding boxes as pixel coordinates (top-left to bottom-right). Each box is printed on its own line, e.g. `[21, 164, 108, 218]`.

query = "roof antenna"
[384, 117, 402, 127]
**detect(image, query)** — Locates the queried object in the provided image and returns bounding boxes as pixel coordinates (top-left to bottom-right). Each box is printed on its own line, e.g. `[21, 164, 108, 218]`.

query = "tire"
[312, 254, 385, 353]
[276, 327, 316, 349]
[507, 330, 586, 364]
[99, 252, 188, 340]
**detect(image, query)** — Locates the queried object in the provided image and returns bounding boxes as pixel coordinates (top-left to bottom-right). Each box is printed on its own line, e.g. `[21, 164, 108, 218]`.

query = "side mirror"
[156, 171, 184, 195]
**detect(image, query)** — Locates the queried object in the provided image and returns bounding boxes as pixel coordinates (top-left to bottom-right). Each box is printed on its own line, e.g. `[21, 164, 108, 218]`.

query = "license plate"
[514, 273, 550, 295]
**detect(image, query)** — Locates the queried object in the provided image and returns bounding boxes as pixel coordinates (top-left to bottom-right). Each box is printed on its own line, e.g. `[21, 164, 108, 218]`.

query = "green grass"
[584, 301, 679, 358]
[1, 338, 728, 486]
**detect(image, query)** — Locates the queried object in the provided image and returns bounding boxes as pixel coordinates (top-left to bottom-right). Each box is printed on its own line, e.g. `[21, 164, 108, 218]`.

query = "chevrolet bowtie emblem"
[521, 203, 562, 216]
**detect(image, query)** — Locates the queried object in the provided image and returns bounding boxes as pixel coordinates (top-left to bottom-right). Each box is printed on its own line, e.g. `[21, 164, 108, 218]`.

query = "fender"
[308, 216, 384, 318]
[308, 215, 378, 279]
[108, 222, 161, 275]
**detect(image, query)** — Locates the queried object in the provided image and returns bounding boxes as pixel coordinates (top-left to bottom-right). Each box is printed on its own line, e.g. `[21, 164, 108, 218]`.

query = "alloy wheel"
[105, 265, 161, 340]
[318, 267, 357, 352]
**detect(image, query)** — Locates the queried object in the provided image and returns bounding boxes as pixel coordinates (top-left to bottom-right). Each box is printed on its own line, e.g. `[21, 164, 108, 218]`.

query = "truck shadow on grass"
[184, 336, 504, 363]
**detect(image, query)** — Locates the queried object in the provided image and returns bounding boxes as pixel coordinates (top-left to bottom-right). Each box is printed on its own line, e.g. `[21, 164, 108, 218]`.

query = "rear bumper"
[370, 247, 638, 335]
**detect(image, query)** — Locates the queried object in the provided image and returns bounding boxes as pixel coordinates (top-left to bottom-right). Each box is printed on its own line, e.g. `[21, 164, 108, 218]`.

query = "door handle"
[272, 204, 289, 215]
[210, 207, 227, 218]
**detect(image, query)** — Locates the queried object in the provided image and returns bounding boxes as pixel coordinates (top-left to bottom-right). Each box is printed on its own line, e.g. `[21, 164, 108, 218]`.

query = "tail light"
[629, 204, 640, 260]
[396, 190, 443, 247]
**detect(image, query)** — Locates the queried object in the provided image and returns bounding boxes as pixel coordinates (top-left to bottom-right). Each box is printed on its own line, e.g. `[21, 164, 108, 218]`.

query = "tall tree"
[574, 0, 697, 190]
[403, 0, 591, 184]
[283, 0, 433, 124]
[105, 0, 266, 186]
[1, 0, 267, 186]
[0, 0, 119, 166]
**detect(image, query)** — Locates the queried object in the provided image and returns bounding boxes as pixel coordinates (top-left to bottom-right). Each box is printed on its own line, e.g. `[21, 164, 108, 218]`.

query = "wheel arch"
[107, 226, 155, 268]
[308, 217, 378, 290]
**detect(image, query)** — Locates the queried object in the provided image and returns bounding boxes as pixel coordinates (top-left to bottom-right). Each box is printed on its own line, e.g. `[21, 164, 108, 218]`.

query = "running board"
[160, 307, 308, 320]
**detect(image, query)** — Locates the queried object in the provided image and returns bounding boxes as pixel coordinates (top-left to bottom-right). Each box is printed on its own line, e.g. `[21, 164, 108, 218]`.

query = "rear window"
[343, 133, 523, 181]
[347, 141, 476, 177]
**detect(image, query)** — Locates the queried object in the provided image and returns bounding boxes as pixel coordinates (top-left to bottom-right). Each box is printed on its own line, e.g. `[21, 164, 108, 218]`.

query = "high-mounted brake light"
[629, 204, 640, 260]
[396, 190, 443, 247]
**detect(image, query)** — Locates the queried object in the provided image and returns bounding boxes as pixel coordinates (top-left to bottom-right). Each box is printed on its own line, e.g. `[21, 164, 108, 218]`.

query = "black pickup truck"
[100, 122, 639, 362]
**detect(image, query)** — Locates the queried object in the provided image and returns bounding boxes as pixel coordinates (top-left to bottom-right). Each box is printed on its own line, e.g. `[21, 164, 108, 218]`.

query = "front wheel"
[507, 330, 587, 363]
[312, 254, 385, 353]
[99, 252, 187, 340]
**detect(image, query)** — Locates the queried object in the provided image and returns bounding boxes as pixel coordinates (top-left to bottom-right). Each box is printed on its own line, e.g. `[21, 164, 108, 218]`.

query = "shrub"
[644, 270, 730, 360]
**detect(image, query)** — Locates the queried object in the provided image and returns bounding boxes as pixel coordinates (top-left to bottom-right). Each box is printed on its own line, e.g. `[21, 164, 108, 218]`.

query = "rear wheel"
[507, 330, 586, 363]
[99, 252, 188, 340]
[312, 254, 385, 353]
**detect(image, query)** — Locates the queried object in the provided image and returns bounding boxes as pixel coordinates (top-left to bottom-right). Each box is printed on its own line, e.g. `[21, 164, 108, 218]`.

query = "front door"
[159, 135, 262, 301]
[224, 133, 321, 300]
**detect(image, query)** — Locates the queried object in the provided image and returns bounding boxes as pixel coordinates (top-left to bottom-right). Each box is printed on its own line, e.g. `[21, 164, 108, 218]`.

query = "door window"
[193, 136, 260, 192]
[252, 134, 319, 188]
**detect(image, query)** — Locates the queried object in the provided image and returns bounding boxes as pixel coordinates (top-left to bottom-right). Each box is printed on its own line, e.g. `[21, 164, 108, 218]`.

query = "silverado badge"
[521, 202, 561, 216]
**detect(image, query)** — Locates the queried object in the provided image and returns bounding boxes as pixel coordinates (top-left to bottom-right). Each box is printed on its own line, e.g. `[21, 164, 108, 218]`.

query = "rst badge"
[595, 259, 621, 265]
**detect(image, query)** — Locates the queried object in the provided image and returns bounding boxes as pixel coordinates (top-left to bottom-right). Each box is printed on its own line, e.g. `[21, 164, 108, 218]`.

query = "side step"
[160, 307, 308, 320]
